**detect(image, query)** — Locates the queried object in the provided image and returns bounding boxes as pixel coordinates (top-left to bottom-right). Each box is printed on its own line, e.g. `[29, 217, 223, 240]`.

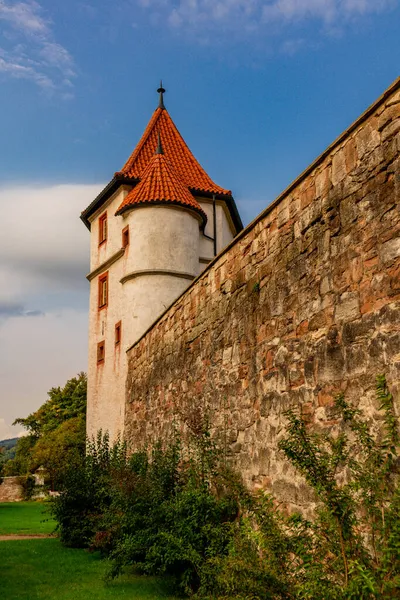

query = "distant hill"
[0, 437, 19, 450]
[0, 437, 19, 464]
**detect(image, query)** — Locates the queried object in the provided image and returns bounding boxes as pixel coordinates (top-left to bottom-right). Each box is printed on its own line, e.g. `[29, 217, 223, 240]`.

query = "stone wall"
[0, 477, 23, 502]
[125, 78, 400, 514]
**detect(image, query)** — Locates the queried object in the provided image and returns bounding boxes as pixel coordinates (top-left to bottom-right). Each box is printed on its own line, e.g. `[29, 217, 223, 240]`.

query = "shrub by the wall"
[52, 376, 400, 599]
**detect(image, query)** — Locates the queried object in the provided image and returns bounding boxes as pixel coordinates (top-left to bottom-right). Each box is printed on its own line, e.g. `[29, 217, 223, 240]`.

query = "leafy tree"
[4, 373, 87, 487]
[13, 372, 87, 437]
[31, 416, 86, 490]
[4, 435, 37, 476]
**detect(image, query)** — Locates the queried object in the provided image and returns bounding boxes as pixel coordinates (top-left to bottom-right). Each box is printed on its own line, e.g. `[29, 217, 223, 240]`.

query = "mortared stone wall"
[0, 477, 23, 502]
[125, 79, 400, 514]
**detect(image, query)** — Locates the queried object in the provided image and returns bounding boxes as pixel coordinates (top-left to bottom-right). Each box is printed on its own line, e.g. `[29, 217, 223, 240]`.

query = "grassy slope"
[0, 539, 177, 600]
[0, 502, 55, 534]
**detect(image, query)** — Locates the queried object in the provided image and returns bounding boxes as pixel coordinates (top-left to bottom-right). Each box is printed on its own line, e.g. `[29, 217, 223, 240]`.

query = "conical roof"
[115, 106, 231, 197]
[116, 149, 207, 224]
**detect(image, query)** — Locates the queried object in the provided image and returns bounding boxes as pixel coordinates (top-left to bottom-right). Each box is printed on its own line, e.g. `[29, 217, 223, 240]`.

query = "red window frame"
[97, 341, 105, 364]
[98, 272, 108, 310]
[122, 225, 129, 248]
[115, 321, 121, 346]
[99, 212, 108, 246]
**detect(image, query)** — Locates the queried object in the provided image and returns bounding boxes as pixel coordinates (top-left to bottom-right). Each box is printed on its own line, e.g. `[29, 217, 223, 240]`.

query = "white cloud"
[0, 418, 25, 440]
[0, 0, 49, 35]
[0, 309, 88, 435]
[261, 0, 395, 22]
[0, 1, 75, 92]
[0, 184, 101, 314]
[0, 183, 100, 436]
[0, 54, 54, 88]
[137, 0, 397, 42]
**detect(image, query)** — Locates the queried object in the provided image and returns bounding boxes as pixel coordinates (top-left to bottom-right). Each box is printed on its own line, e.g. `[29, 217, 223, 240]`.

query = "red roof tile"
[116, 151, 207, 223]
[115, 107, 231, 197]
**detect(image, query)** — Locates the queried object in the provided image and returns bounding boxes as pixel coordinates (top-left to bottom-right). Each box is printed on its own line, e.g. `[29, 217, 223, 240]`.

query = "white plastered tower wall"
[87, 187, 130, 441]
[86, 194, 203, 442]
[197, 198, 236, 273]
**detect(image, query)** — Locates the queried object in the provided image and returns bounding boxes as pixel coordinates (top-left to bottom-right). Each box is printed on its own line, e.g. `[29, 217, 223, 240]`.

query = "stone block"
[380, 237, 400, 264]
[335, 292, 360, 323]
[332, 149, 347, 186]
[355, 123, 380, 159]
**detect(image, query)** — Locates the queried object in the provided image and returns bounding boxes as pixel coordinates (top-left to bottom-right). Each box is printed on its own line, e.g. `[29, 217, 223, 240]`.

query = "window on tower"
[97, 341, 105, 364]
[99, 212, 107, 245]
[98, 272, 108, 309]
[115, 321, 121, 345]
[122, 225, 129, 248]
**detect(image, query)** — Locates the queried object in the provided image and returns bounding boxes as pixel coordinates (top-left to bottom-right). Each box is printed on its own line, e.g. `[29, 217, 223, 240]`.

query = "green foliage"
[4, 373, 87, 487]
[31, 417, 86, 489]
[209, 375, 400, 600]
[52, 376, 400, 599]
[13, 372, 87, 437]
[20, 474, 37, 501]
[50, 431, 127, 548]
[0, 437, 18, 467]
[52, 426, 240, 595]
[4, 435, 37, 476]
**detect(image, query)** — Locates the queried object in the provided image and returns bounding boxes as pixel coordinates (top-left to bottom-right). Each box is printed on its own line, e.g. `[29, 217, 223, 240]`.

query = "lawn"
[0, 501, 55, 535]
[0, 502, 178, 599]
[0, 539, 177, 599]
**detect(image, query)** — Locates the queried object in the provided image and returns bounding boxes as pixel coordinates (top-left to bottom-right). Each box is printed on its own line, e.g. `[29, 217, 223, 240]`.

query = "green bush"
[20, 474, 37, 501]
[204, 375, 400, 599]
[50, 431, 127, 547]
[52, 376, 400, 599]
[95, 429, 240, 595]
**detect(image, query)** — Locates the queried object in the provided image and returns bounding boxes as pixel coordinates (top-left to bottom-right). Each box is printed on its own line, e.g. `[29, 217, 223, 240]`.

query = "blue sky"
[0, 0, 399, 437]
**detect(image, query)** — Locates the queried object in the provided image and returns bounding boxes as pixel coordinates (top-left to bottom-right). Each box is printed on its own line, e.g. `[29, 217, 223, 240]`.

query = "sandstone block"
[356, 123, 380, 159]
[332, 149, 347, 186]
[380, 237, 400, 264]
[335, 292, 360, 323]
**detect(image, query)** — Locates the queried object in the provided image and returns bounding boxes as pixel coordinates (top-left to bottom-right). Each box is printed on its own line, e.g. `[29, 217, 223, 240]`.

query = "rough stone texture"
[0, 477, 23, 502]
[125, 80, 400, 515]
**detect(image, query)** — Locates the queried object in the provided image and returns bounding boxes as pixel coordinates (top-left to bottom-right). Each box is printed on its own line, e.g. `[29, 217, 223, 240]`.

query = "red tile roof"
[115, 107, 231, 197]
[116, 151, 207, 223]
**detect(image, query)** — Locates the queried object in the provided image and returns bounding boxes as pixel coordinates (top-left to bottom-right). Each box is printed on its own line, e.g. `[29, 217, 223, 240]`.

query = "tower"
[81, 85, 243, 441]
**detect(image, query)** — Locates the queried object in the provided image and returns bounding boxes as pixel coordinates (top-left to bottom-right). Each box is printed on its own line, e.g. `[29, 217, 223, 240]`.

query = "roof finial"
[155, 130, 164, 155]
[157, 80, 166, 110]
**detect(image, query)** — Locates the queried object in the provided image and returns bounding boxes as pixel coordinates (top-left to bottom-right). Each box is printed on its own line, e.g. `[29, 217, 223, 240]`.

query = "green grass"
[0, 539, 178, 599]
[0, 502, 55, 535]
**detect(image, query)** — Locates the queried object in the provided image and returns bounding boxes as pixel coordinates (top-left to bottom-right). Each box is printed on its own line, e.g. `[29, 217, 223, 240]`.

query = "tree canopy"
[4, 373, 87, 488]
[13, 372, 87, 437]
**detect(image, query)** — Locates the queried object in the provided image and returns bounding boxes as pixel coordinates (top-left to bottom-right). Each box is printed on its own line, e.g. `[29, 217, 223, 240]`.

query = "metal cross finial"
[157, 80, 166, 109]
[155, 130, 164, 155]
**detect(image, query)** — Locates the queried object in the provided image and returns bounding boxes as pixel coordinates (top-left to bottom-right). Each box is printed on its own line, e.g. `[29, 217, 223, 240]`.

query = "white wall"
[87, 198, 201, 442]
[197, 197, 237, 272]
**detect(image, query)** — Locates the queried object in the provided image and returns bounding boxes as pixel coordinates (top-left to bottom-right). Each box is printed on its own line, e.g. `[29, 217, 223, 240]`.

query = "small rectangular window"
[98, 272, 108, 309]
[99, 212, 107, 245]
[122, 225, 129, 248]
[97, 341, 105, 364]
[115, 321, 121, 345]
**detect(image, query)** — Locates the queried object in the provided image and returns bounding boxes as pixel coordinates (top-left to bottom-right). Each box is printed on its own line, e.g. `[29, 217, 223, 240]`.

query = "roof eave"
[190, 188, 243, 234]
[80, 175, 139, 230]
[115, 198, 207, 227]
